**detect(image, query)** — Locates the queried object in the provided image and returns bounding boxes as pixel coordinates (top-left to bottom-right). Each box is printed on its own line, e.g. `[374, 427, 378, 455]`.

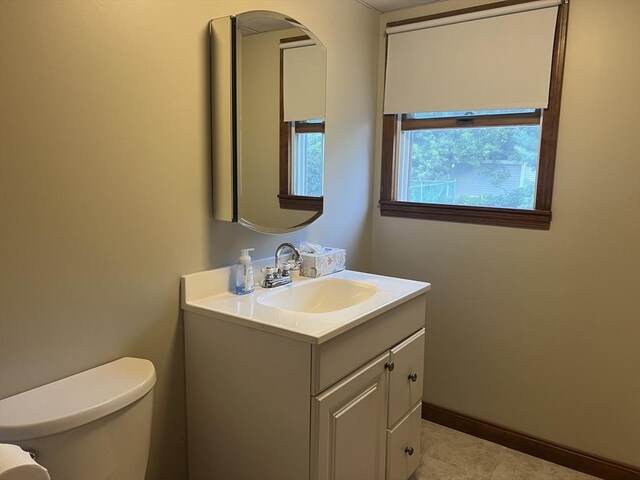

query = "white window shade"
[383, 5, 559, 115]
[283, 45, 326, 122]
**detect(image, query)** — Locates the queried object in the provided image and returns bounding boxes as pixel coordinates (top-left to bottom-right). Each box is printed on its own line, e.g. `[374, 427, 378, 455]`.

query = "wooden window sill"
[278, 195, 323, 211]
[379, 200, 551, 230]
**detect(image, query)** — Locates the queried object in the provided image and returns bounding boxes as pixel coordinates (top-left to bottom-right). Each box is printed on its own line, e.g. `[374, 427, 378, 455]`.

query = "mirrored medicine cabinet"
[210, 11, 327, 233]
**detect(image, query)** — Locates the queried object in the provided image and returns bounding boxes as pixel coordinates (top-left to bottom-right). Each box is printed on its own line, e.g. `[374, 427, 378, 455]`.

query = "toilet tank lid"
[0, 357, 156, 442]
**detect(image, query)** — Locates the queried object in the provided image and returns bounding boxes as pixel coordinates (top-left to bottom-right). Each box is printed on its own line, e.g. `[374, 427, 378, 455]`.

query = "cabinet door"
[388, 328, 425, 427]
[312, 352, 389, 480]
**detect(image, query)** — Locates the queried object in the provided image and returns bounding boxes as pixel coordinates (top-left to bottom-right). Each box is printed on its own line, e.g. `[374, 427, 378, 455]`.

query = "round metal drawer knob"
[408, 373, 418, 382]
[385, 361, 395, 371]
[405, 446, 415, 456]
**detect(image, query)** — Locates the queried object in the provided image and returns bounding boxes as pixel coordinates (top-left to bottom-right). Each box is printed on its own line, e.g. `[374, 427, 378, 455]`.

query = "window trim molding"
[401, 110, 541, 130]
[379, 0, 569, 230]
[386, 0, 556, 29]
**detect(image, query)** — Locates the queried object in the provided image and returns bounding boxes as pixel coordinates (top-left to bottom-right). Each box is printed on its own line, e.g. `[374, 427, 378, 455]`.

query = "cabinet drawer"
[386, 402, 421, 480]
[388, 328, 425, 428]
[311, 295, 426, 395]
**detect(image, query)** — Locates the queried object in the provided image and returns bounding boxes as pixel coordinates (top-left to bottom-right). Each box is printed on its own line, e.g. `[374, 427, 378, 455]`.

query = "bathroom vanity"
[182, 267, 430, 480]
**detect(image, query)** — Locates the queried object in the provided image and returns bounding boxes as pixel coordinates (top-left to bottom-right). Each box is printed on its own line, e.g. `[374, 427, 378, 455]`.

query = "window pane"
[408, 109, 535, 119]
[398, 125, 540, 209]
[292, 132, 324, 197]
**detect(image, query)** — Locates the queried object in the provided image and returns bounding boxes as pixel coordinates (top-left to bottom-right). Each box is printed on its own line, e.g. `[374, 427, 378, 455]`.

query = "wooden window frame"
[379, 0, 569, 230]
[278, 36, 324, 212]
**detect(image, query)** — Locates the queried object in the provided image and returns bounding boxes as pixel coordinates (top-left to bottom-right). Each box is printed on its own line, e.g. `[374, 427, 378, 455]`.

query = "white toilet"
[0, 357, 156, 480]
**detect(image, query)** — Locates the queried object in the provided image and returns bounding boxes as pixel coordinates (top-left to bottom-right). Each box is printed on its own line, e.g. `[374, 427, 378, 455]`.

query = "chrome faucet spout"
[275, 242, 301, 272]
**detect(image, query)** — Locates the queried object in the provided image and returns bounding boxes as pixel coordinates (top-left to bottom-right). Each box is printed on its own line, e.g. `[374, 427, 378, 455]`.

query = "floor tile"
[418, 421, 603, 480]
[491, 450, 580, 480]
[413, 455, 493, 480]
[421, 421, 503, 478]
[573, 473, 603, 480]
[421, 419, 447, 444]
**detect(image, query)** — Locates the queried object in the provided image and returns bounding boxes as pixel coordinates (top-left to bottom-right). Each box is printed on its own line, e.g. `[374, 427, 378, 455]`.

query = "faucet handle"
[262, 266, 275, 280]
[281, 263, 291, 277]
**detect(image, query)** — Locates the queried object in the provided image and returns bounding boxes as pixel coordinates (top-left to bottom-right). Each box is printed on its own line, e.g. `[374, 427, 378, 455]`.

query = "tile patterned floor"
[412, 421, 602, 480]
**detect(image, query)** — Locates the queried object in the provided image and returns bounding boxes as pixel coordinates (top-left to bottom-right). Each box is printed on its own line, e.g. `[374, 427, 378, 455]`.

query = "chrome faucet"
[262, 243, 302, 288]
[275, 242, 301, 272]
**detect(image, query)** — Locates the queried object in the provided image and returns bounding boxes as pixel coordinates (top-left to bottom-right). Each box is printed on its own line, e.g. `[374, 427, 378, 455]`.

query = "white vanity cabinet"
[182, 269, 430, 480]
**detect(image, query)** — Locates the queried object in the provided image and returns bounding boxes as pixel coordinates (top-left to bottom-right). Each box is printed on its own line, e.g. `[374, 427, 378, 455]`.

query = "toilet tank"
[0, 357, 156, 480]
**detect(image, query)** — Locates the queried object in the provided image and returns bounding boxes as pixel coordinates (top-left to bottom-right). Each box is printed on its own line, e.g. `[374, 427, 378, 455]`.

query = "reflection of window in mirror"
[279, 36, 324, 212]
[291, 120, 324, 196]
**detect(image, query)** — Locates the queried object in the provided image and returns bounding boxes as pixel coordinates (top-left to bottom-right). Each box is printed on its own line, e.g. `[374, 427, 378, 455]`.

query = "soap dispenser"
[235, 248, 255, 295]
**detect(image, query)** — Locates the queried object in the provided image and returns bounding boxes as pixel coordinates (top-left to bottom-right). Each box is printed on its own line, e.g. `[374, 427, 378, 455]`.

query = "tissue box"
[300, 247, 346, 278]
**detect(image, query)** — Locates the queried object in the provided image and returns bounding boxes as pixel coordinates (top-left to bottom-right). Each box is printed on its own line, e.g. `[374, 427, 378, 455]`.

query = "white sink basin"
[257, 278, 379, 313]
[182, 268, 430, 344]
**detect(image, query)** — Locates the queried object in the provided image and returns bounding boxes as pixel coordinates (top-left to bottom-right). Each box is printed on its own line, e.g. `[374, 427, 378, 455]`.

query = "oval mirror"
[210, 11, 327, 233]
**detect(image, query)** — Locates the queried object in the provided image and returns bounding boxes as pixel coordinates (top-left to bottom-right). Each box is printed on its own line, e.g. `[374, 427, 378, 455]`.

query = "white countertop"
[181, 267, 430, 344]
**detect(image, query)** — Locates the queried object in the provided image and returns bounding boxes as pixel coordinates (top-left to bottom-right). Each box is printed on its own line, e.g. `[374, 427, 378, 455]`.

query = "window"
[279, 118, 325, 211]
[291, 120, 325, 197]
[380, 0, 569, 229]
[397, 109, 541, 209]
[278, 36, 325, 212]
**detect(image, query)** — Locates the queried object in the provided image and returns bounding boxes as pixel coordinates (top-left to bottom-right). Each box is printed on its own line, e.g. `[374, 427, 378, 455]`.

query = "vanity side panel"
[312, 295, 427, 395]
[184, 311, 311, 480]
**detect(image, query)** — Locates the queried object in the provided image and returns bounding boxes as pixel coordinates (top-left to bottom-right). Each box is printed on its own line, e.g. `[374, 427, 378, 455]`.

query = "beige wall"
[372, 0, 640, 467]
[0, 1, 378, 479]
[239, 29, 282, 226]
